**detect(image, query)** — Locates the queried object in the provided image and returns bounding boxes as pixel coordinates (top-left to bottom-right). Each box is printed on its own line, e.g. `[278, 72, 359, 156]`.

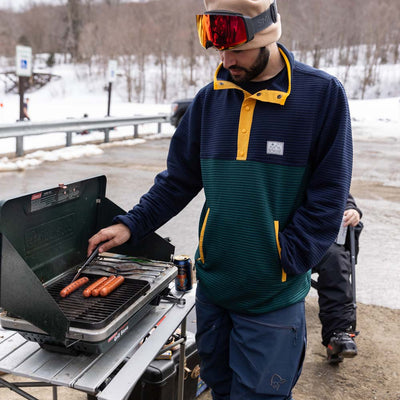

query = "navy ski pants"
[195, 284, 306, 400]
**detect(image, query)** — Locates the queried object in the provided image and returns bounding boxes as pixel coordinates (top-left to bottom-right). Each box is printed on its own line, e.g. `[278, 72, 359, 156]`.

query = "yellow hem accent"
[274, 220, 287, 282]
[199, 208, 210, 263]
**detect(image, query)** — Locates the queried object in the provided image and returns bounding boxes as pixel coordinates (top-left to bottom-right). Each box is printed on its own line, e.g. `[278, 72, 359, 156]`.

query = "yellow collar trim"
[213, 47, 292, 106]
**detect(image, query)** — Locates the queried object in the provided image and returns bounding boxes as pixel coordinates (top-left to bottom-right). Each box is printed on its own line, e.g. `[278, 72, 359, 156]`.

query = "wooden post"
[19, 77, 25, 121]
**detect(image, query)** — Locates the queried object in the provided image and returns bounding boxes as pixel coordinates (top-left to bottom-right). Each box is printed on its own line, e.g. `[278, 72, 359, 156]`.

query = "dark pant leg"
[195, 284, 233, 400]
[229, 301, 306, 400]
[313, 243, 356, 346]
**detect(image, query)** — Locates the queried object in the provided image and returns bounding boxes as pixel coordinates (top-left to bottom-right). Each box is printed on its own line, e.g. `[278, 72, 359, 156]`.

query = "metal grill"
[0, 176, 176, 354]
[47, 273, 150, 329]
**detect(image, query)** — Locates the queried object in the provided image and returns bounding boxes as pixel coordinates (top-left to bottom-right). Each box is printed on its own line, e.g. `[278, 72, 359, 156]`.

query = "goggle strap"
[250, 0, 278, 36]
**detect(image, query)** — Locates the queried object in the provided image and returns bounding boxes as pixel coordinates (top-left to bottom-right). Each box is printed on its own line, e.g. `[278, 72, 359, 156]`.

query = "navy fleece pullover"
[115, 44, 353, 314]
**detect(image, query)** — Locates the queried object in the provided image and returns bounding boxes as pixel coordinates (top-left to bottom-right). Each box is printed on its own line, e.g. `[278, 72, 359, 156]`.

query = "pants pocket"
[195, 285, 229, 355]
[230, 303, 306, 397]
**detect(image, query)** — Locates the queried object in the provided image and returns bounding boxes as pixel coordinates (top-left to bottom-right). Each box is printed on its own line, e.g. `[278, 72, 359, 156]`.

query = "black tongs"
[70, 242, 103, 284]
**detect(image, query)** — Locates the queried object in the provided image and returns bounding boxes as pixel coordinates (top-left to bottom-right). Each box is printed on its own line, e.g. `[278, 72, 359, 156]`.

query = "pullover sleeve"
[279, 78, 353, 275]
[113, 95, 204, 245]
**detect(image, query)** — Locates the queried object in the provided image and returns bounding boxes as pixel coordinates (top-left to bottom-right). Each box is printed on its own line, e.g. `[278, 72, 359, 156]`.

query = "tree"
[0, 0, 398, 101]
[65, 0, 83, 61]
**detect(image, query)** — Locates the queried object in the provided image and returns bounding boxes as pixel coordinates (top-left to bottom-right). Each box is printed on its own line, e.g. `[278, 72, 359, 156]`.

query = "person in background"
[313, 194, 363, 364]
[87, 0, 353, 398]
[23, 97, 30, 120]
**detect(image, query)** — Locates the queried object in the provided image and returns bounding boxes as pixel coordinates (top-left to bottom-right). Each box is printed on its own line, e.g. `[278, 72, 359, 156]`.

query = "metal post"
[177, 317, 187, 400]
[107, 82, 112, 117]
[134, 125, 139, 138]
[66, 132, 72, 147]
[16, 136, 24, 157]
[157, 122, 162, 134]
[104, 128, 110, 143]
[52, 386, 58, 400]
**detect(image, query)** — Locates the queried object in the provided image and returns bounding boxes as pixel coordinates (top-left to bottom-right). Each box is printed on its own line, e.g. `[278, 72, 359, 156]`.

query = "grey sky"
[0, 0, 144, 10]
[0, 0, 66, 11]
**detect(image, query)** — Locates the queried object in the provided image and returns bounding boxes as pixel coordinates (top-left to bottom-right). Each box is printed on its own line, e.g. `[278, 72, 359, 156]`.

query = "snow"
[1, 62, 400, 310]
[351, 96, 400, 136]
[0, 61, 176, 170]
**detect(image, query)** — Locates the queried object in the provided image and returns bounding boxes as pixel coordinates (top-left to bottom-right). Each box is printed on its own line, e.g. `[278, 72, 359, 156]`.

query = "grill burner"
[47, 273, 150, 329]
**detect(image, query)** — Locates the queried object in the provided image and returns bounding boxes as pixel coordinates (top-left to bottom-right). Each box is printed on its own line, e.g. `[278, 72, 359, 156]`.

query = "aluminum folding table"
[0, 286, 196, 400]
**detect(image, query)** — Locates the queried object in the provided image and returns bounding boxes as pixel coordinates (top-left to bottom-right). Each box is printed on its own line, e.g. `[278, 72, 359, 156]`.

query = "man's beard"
[229, 47, 270, 83]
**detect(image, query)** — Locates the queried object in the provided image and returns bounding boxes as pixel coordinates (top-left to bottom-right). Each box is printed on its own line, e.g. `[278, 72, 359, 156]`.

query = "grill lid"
[0, 175, 107, 284]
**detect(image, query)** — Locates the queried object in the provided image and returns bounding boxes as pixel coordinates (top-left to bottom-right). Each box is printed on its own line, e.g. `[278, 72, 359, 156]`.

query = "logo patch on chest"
[266, 141, 284, 156]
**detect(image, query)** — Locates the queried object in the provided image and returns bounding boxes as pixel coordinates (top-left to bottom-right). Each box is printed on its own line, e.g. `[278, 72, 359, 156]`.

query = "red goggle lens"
[196, 14, 248, 50]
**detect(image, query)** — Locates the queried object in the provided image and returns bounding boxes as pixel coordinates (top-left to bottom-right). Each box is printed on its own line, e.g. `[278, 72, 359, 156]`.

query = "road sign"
[107, 60, 117, 83]
[16, 45, 32, 77]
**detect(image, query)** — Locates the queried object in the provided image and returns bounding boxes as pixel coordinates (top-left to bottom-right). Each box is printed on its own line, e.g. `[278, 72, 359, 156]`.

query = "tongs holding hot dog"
[70, 242, 103, 284]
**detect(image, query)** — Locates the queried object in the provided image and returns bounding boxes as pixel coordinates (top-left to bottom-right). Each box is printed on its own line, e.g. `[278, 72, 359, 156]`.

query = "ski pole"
[349, 226, 357, 329]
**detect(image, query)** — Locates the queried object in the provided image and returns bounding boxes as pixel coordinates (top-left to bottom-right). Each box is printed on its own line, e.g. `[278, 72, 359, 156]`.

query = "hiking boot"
[327, 353, 344, 364]
[327, 331, 358, 363]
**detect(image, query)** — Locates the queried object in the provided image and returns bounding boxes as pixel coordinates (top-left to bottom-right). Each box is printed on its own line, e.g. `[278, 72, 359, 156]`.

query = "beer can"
[174, 255, 193, 291]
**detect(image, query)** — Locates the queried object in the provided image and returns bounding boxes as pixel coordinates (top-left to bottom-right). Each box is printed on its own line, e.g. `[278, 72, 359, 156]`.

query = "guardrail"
[0, 114, 171, 157]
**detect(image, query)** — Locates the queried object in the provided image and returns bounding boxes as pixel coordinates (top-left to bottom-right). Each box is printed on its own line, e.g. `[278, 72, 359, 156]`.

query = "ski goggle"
[196, 0, 277, 51]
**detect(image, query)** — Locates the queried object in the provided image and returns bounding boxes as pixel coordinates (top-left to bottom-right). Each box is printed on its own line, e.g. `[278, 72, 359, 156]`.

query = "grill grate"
[47, 273, 150, 329]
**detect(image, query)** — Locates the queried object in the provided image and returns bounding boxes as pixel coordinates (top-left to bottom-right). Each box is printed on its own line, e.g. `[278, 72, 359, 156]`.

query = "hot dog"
[99, 276, 125, 297]
[91, 275, 116, 297]
[60, 277, 89, 298]
[83, 276, 108, 298]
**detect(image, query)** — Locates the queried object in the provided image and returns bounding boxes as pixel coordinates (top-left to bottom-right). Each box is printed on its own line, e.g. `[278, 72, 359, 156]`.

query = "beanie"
[203, 0, 282, 50]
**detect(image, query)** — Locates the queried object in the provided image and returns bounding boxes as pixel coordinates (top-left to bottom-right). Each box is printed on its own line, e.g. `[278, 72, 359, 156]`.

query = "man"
[314, 194, 363, 364]
[23, 97, 30, 120]
[88, 0, 353, 398]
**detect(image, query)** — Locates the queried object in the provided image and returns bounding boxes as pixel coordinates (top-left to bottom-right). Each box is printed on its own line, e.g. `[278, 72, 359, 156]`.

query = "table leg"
[177, 317, 187, 400]
[0, 376, 39, 400]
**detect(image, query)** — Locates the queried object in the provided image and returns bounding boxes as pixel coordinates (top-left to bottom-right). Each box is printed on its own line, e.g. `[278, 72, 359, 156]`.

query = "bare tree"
[0, 11, 18, 58]
[65, 0, 83, 61]
[100, 2, 148, 102]
[1, 0, 398, 101]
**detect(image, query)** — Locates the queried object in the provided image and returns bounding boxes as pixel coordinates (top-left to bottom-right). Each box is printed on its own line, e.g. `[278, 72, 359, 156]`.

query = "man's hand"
[343, 209, 360, 227]
[87, 223, 131, 256]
